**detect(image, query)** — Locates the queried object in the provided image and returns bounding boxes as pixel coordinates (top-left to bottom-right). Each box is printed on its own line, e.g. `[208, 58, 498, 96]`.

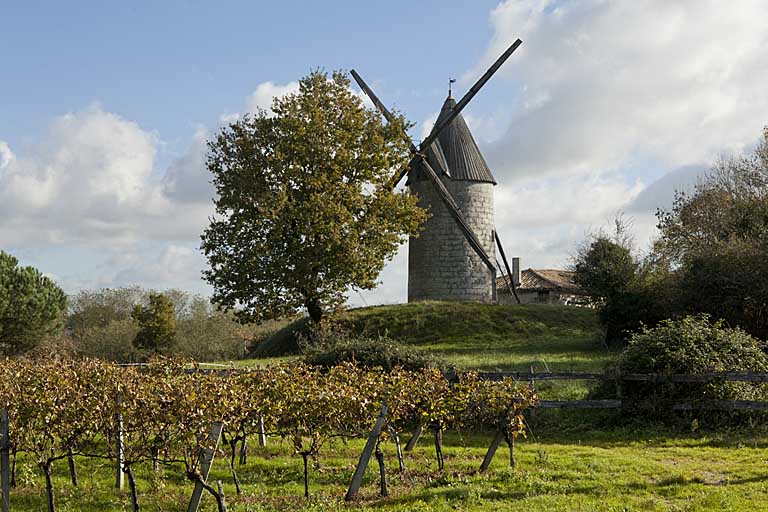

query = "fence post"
[187, 421, 224, 512]
[528, 365, 536, 421]
[115, 394, 124, 491]
[345, 403, 388, 501]
[1, 409, 9, 512]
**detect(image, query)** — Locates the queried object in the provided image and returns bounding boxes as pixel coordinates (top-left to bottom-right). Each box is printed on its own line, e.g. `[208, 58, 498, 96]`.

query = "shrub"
[132, 293, 177, 354]
[608, 315, 768, 409]
[75, 318, 141, 363]
[249, 317, 311, 357]
[303, 334, 443, 372]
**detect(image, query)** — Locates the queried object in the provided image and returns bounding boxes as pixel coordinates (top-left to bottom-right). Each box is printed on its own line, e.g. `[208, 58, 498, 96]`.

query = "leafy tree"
[0, 251, 67, 355]
[573, 218, 675, 344]
[132, 293, 177, 353]
[67, 286, 147, 332]
[655, 126, 768, 338]
[573, 235, 637, 300]
[201, 70, 428, 324]
[174, 295, 250, 361]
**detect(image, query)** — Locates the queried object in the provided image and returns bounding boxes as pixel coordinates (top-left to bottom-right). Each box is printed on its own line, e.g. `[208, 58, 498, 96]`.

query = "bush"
[607, 315, 768, 409]
[75, 318, 141, 363]
[303, 334, 443, 372]
[249, 317, 312, 357]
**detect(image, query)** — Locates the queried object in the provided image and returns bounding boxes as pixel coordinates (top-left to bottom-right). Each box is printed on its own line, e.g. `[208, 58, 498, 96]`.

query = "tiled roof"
[497, 269, 586, 293]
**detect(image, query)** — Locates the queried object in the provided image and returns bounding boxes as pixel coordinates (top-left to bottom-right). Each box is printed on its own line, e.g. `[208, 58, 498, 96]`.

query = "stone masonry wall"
[408, 176, 496, 302]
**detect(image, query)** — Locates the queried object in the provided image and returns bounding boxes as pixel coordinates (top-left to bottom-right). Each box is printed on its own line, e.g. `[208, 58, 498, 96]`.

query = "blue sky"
[2, 1, 767, 305]
[2, 1, 506, 153]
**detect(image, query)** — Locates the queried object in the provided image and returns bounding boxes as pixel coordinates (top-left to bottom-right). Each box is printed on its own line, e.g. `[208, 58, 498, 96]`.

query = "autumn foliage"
[0, 358, 536, 511]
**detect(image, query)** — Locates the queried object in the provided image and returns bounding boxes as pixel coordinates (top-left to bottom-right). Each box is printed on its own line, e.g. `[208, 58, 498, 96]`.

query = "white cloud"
[224, 79, 374, 124]
[0, 141, 14, 171]
[161, 126, 211, 204]
[0, 76, 307, 247]
[220, 81, 301, 123]
[0, 80, 332, 298]
[245, 82, 299, 112]
[112, 244, 209, 292]
[472, 0, 768, 181]
[496, 173, 643, 230]
[245, 81, 300, 113]
[0, 105, 219, 246]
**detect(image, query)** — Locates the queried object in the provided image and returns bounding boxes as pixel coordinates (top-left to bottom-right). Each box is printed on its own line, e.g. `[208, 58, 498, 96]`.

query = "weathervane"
[448, 78, 456, 97]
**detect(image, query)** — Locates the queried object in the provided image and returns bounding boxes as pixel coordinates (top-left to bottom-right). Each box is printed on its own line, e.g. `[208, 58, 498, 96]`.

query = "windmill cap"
[428, 94, 496, 184]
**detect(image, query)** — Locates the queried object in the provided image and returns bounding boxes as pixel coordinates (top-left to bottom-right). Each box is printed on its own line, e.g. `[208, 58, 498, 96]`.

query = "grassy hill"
[251, 301, 610, 373]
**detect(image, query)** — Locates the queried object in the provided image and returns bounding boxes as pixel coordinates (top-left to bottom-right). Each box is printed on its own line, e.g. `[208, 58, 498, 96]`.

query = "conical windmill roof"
[429, 95, 496, 185]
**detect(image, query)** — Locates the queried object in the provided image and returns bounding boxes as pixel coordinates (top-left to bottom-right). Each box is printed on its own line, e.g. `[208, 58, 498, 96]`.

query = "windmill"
[351, 39, 522, 304]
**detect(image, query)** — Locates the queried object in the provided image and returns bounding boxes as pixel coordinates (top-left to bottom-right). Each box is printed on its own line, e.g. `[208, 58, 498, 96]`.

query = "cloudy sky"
[2, 0, 767, 306]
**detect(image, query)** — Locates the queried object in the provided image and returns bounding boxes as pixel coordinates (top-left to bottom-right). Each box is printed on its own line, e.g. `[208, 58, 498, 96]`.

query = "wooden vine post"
[187, 421, 224, 512]
[258, 414, 267, 447]
[345, 403, 388, 501]
[115, 395, 124, 491]
[404, 424, 423, 452]
[1, 408, 9, 512]
[479, 431, 504, 472]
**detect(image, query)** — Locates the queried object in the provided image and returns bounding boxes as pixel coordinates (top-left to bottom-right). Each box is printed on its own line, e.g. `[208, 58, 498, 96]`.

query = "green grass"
[156, 301, 768, 511]
[343, 302, 608, 373]
[12, 429, 768, 511]
[243, 302, 609, 400]
[247, 302, 611, 373]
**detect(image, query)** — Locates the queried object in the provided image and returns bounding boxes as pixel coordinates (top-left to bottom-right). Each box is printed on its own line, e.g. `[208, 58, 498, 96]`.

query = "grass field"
[13, 302, 768, 510]
[247, 302, 612, 372]
[12, 428, 768, 511]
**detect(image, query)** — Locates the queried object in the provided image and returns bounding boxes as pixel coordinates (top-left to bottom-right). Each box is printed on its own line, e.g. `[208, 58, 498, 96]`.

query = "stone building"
[407, 93, 497, 303]
[497, 267, 590, 306]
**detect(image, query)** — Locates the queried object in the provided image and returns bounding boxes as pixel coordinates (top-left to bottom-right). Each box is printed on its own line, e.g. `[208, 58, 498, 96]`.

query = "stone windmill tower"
[407, 92, 497, 302]
[351, 38, 523, 305]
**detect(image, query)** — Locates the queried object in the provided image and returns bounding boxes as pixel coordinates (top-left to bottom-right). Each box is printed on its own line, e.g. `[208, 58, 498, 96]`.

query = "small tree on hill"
[573, 236, 637, 300]
[572, 218, 670, 344]
[201, 70, 428, 324]
[0, 251, 67, 355]
[132, 293, 177, 353]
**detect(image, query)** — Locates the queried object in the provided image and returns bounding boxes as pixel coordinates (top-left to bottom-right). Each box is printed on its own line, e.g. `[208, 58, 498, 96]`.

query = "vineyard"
[0, 358, 535, 512]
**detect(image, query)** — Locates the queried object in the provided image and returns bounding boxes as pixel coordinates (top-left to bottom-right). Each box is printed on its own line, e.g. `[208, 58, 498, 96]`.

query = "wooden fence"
[476, 370, 768, 411]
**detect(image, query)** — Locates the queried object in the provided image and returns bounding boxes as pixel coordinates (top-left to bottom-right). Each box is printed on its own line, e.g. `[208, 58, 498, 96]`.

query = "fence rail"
[477, 371, 768, 411]
[477, 370, 768, 383]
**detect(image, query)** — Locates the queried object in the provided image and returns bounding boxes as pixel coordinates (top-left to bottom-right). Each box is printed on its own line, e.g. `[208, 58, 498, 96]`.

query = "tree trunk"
[198, 476, 227, 512]
[151, 447, 159, 473]
[10, 446, 16, 487]
[239, 433, 248, 465]
[305, 298, 323, 324]
[216, 481, 228, 512]
[504, 431, 516, 469]
[375, 439, 388, 497]
[42, 461, 55, 512]
[125, 464, 140, 512]
[228, 439, 241, 494]
[433, 428, 444, 471]
[302, 453, 310, 498]
[67, 449, 77, 486]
